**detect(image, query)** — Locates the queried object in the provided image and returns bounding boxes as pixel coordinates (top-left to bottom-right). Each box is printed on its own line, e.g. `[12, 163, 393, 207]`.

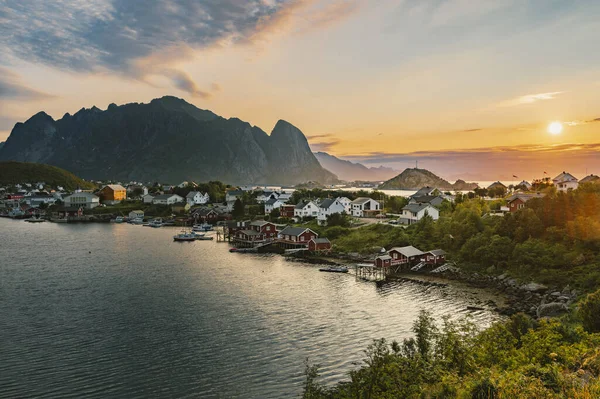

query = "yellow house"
[98, 184, 127, 204]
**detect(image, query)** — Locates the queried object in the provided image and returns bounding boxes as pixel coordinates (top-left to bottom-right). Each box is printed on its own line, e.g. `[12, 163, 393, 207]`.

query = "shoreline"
[287, 252, 577, 319]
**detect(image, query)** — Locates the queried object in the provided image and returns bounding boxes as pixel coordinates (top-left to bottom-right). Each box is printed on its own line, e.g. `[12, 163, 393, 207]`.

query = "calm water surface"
[0, 219, 501, 398]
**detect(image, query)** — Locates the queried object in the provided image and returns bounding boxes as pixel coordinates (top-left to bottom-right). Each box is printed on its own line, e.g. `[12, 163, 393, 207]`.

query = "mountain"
[0, 142, 4, 151]
[378, 168, 479, 190]
[0, 161, 95, 190]
[314, 152, 398, 182]
[0, 96, 337, 185]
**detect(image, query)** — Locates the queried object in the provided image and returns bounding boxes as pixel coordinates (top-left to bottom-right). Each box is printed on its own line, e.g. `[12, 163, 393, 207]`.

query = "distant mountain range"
[0, 96, 337, 185]
[379, 168, 479, 190]
[313, 152, 398, 182]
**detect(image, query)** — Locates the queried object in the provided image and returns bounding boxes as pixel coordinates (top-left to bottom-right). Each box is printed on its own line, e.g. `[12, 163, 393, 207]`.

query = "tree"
[579, 288, 600, 333]
[132, 187, 144, 198]
[326, 212, 350, 227]
[232, 198, 244, 219]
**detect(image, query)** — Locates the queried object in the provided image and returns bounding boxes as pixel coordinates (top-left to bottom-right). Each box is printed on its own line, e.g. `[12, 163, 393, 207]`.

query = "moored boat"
[148, 218, 163, 228]
[25, 216, 45, 223]
[129, 217, 144, 225]
[173, 230, 196, 242]
[195, 235, 214, 240]
[319, 266, 349, 273]
[111, 216, 125, 223]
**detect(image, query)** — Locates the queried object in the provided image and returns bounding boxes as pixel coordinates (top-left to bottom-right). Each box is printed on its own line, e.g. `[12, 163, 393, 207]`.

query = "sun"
[548, 121, 563, 135]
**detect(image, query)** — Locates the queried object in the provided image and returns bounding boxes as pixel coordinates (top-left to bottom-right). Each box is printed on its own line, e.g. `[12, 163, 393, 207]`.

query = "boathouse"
[374, 254, 392, 267]
[279, 204, 296, 218]
[422, 249, 446, 265]
[278, 226, 318, 249]
[249, 220, 278, 240]
[388, 246, 424, 267]
[308, 238, 332, 252]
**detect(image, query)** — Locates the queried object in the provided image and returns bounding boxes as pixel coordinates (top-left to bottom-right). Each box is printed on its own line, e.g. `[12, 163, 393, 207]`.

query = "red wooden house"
[249, 220, 278, 240]
[388, 246, 424, 266]
[278, 226, 318, 248]
[375, 255, 392, 267]
[279, 205, 296, 218]
[308, 238, 332, 252]
[422, 249, 446, 265]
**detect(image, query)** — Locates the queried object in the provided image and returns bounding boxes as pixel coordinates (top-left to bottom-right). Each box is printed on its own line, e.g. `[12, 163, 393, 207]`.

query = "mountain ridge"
[379, 168, 479, 190]
[313, 152, 398, 182]
[0, 96, 337, 185]
[0, 161, 95, 190]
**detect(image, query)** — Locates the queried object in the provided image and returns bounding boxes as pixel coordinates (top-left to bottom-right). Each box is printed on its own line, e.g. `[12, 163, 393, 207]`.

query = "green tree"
[579, 288, 600, 333]
[232, 198, 244, 219]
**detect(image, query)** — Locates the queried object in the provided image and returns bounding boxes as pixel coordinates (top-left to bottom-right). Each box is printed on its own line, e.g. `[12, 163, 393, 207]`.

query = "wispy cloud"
[497, 91, 563, 107]
[0, 0, 304, 96]
[306, 133, 341, 152]
[0, 67, 55, 100]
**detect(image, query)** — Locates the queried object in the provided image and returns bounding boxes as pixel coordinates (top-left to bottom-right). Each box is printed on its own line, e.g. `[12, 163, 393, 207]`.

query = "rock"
[497, 274, 507, 280]
[557, 296, 571, 302]
[562, 285, 571, 295]
[537, 302, 569, 318]
[550, 291, 561, 297]
[522, 282, 548, 293]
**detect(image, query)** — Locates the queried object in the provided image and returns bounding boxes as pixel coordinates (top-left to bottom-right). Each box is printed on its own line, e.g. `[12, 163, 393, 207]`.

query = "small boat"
[148, 218, 163, 228]
[130, 217, 144, 225]
[319, 266, 349, 273]
[50, 217, 68, 223]
[173, 230, 196, 242]
[195, 235, 214, 241]
[199, 223, 213, 231]
[162, 219, 176, 226]
[111, 216, 125, 223]
[25, 216, 45, 223]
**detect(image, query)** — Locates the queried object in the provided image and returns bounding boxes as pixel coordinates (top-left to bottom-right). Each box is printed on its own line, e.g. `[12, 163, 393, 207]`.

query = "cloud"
[343, 143, 600, 181]
[0, 67, 54, 100]
[306, 133, 341, 152]
[0, 0, 303, 95]
[462, 128, 482, 132]
[497, 91, 563, 107]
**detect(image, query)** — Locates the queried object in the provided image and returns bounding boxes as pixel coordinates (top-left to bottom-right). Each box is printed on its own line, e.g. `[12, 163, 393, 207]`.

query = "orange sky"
[1, 0, 599, 177]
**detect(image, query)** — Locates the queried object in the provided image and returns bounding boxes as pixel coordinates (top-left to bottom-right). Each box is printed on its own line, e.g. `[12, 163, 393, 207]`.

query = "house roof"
[186, 191, 199, 198]
[153, 194, 181, 200]
[250, 220, 271, 227]
[487, 181, 506, 189]
[103, 184, 126, 191]
[376, 255, 392, 260]
[318, 198, 336, 209]
[65, 192, 99, 200]
[389, 246, 424, 257]
[580, 174, 600, 184]
[506, 193, 545, 203]
[411, 195, 444, 206]
[295, 200, 312, 209]
[427, 249, 446, 257]
[351, 197, 373, 205]
[553, 171, 578, 183]
[411, 186, 437, 198]
[280, 226, 314, 237]
[130, 210, 144, 213]
[311, 237, 331, 244]
[239, 229, 261, 236]
[192, 208, 218, 216]
[402, 203, 433, 213]
[265, 198, 280, 205]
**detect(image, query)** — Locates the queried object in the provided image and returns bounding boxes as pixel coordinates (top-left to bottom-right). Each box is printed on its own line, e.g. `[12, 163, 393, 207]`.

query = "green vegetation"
[171, 181, 230, 203]
[303, 306, 600, 398]
[0, 161, 95, 190]
[317, 184, 600, 293]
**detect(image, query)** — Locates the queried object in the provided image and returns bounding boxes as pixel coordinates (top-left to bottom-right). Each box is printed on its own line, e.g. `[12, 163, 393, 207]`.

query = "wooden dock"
[355, 263, 389, 281]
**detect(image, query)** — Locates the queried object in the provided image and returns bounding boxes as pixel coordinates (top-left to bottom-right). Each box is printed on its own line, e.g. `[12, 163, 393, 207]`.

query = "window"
[300, 236, 305, 241]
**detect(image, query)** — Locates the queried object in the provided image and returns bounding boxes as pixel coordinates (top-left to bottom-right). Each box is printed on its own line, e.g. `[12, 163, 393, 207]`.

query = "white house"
[399, 203, 439, 225]
[516, 180, 532, 190]
[264, 198, 284, 214]
[256, 191, 280, 203]
[294, 200, 319, 218]
[152, 194, 184, 205]
[143, 194, 155, 204]
[186, 191, 210, 206]
[553, 171, 578, 192]
[64, 192, 100, 209]
[336, 197, 352, 213]
[277, 192, 292, 202]
[350, 197, 381, 217]
[317, 198, 347, 225]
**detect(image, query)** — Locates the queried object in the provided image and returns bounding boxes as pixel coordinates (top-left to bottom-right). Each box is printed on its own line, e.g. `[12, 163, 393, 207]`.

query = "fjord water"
[0, 219, 501, 398]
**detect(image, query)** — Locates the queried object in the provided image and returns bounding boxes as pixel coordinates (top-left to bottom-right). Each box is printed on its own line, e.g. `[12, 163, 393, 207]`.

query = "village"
[1, 170, 598, 276]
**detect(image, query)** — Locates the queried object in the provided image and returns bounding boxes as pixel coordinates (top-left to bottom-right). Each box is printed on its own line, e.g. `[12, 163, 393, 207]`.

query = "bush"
[579, 288, 600, 333]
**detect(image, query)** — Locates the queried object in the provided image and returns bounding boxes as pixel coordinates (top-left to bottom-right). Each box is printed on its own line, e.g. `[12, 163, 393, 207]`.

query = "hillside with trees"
[0, 161, 95, 190]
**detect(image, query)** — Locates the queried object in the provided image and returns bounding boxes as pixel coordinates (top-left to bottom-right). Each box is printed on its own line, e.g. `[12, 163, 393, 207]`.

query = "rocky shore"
[302, 251, 577, 319]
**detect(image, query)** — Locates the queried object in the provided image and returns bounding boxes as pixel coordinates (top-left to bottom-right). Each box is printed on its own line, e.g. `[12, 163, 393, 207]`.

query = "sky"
[0, 0, 599, 180]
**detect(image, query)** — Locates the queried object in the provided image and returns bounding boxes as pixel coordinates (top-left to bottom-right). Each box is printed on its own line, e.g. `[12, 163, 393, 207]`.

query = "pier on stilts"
[355, 263, 389, 281]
